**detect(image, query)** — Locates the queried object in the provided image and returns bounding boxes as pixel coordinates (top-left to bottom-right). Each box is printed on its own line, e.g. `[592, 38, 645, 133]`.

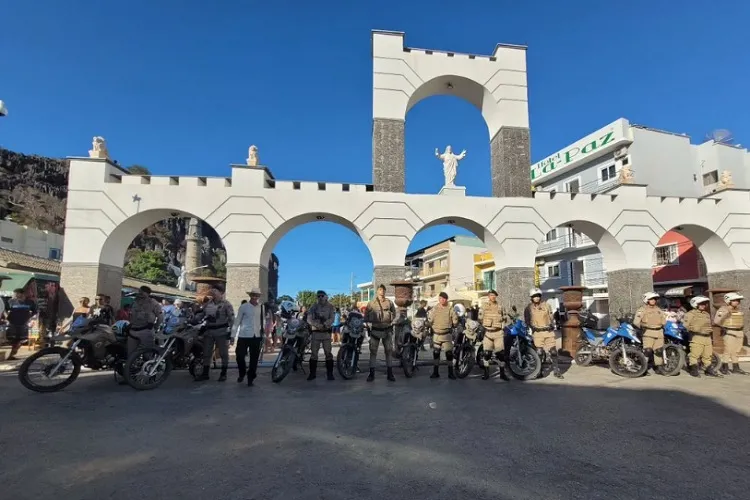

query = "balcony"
[537, 231, 595, 256]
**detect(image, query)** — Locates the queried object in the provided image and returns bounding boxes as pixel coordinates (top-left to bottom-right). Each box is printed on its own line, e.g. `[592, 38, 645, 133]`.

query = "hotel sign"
[530, 118, 630, 183]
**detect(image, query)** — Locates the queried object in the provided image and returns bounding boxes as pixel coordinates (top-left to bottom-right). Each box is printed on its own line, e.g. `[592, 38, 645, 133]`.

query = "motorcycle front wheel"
[456, 345, 475, 379]
[188, 352, 204, 380]
[609, 346, 648, 378]
[126, 348, 173, 390]
[337, 343, 358, 380]
[574, 346, 594, 367]
[271, 346, 295, 383]
[401, 343, 417, 378]
[656, 345, 685, 377]
[18, 346, 82, 393]
[508, 345, 542, 381]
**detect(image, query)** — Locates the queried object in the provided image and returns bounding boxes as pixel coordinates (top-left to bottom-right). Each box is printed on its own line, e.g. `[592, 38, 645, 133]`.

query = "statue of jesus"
[435, 145, 466, 187]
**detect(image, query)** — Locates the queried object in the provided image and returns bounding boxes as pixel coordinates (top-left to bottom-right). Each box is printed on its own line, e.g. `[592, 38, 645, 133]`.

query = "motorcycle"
[452, 304, 485, 379]
[399, 317, 428, 378]
[18, 318, 129, 393]
[657, 321, 687, 376]
[125, 318, 207, 390]
[504, 306, 542, 380]
[271, 316, 311, 383]
[336, 311, 366, 379]
[574, 311, 649, 378]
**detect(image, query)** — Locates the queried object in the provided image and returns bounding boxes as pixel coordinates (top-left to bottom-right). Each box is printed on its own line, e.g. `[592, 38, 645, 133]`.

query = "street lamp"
[0, 100, 7, 117]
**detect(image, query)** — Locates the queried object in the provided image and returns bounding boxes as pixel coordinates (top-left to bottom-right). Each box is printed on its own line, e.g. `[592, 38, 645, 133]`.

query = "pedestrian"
[196, 287, 234, 382]
[232, 288, 266, 386]
[163, 298, 187, 334]
[332, 308, 341, 345]
[683, 296, 721, 377]
[306, 290, 336, 381]
[116, 303, 131, 321]
[90, 293, 114, 326]
[713, 292, 748, 375]
[633, 292, 667, 375]
[364, 284, 397, 382]
[73, 297, 91, 323]
[415, 300, 428, 319]
[5, 288, 37, 360]
[525, 288, 563, 379]
[128, 286, 163, 354]
[427, 292, 458, 379]
[478, 290, 509, 380]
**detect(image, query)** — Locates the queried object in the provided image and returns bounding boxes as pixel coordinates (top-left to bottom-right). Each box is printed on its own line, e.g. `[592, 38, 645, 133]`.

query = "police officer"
[524, 288, 563, 379]
[633, 292, 667, 375]
[683, 295, 721, 378]
[196, 287, 234, 382]
[478, 290, 509, 381]
[128, 286, 163, 355]
[306, 290, 336, 381]
[364, 284, 397, 382]
[713, 292, 749, 375]
[427, 292, 458, 379]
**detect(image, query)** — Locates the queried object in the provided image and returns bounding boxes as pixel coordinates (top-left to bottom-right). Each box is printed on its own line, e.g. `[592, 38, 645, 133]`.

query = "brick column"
[606, 268, 653, 320]
[372, 118, 405, 192]
[225, 264, 268, 310]
[490, 126, 531, 198]
[60, 263, 122, 313]
[496, 267, 534, 313]
[372, 265, 407, 297]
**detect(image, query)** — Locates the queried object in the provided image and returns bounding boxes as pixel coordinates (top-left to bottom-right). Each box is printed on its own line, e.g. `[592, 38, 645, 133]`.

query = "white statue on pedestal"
[435, 146, 466, 187]
[246, 145, 259, 166]
[89, 136, 109, 159]
[718, 170, 734, 190]
[618, 165, 634, 184]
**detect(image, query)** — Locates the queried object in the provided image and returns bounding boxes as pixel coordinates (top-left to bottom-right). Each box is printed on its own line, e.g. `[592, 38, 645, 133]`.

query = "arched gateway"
[61, 31, 750, 317]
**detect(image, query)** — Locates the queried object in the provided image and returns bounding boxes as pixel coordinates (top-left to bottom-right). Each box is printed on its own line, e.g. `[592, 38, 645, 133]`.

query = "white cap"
[689, 296, 709, 308]
[529, 288, 542, 297]
[724, 292, 744, 304]
[642, 292, 659, 304]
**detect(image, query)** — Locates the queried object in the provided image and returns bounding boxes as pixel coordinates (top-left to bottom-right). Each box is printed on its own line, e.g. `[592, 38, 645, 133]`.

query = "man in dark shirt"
[6, 288, 37, 360]
[415, 300, 428, 319]
[90, 293, 115, 326]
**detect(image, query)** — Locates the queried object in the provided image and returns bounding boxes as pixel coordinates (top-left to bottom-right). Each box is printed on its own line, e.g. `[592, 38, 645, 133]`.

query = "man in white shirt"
[232, 288, 266, 386]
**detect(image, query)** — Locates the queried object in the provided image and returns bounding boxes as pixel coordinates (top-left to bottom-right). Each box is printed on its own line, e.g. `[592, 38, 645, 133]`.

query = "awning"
[0, 272, 59, 296]
[663, 286, 692, 298]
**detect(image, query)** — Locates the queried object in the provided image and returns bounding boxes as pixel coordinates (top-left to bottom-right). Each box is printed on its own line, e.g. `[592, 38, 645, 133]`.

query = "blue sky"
[2, 1, 748, 297]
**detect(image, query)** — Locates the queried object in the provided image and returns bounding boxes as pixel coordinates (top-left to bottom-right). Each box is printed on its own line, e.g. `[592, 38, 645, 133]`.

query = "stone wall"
[496, 267, 534, 312]
[60, 263, 123, 311]
[225, 264, 268, 309]
[490, 127, 531, 198]
[372, 265, 409, 297]
[606, 268, 654, 319]
[372, 119, 405, 192]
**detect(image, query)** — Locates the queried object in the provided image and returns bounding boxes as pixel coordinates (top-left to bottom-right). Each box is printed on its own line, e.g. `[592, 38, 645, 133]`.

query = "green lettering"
[564, 147, 580, 164]
[581, 140, 597, 154]
[599, 131, 615, 146]
[542, 160, 556, 173]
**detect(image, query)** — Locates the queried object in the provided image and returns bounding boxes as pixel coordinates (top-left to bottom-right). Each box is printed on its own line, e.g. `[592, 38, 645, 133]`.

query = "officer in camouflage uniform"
[713, 292, 749, 376]
[478, 290, 509, 381]
[524, 288, 563, 379]
[683, 295, 721, 378]
[633, 292, 667, 375]
[196, 287, 235, 382]
[364, 284, 397, 382]
[427, 292, 459, 379]
[128, 286, 163, 354]
[306, 290, 336, 381]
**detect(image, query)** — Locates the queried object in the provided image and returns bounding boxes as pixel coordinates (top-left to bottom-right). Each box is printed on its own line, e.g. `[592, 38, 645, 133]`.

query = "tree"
[124, 249, 176, 285]
[278, 294, 294, 303]
[2, 185, 66, 233]
[330, 293, 352, 310]
[126, 165, 151, 175]
[211, 248, 227, 279]
[296, 290, 317, 309]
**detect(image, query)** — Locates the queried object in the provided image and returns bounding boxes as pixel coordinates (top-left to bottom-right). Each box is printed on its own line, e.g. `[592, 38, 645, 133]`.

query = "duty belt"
[725, 327, 743, 331]
[644, 326, 663, 330]
[372, 326, 391, 332]
[206, 323, 229, 330]
[689, 331, 712, 337]
[532, 326, 552, 332]
[131, 323, 154, 331]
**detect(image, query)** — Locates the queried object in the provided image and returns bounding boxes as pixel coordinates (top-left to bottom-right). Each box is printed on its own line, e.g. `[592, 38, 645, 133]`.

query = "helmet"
[453, 303, 466, 317]
[529, 288, 542, 298]
[642, 292, 659, 304]
[724, 292, 744, 304]
[689, 296, 710, 308]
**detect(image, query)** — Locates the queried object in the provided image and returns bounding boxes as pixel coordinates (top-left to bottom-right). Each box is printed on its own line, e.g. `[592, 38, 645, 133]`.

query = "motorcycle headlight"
[350, 317, 363, 329]
[288, 319, 301, 333]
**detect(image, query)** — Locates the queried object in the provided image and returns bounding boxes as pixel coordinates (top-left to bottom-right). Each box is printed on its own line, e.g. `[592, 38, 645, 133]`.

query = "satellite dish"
[0, 100, 7, 117]
[707, 129, 734, 145]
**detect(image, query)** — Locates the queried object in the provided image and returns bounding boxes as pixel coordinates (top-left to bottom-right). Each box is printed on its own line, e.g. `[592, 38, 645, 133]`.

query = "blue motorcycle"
[658, 321, 688, 376]
[504, 307, 542, 380]
[574, 311, 648, 378]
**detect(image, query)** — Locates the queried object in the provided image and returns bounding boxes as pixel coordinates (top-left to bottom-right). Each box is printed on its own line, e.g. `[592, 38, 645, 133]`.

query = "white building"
[531, 118, 749, 310]
[0, 219, 64, 260]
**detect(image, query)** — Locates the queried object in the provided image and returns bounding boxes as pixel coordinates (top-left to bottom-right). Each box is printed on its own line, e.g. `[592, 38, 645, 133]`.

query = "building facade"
[0, 220, 64, 261]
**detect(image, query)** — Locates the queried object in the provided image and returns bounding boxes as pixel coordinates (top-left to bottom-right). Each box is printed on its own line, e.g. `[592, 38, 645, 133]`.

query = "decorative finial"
[89, 136, 110, 159]
[246, 145, 259, 166]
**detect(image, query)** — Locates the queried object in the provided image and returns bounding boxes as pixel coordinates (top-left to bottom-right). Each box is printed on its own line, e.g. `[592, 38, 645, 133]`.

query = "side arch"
[410, 215, 506, 264]
[539, 219, 628, 274]
[666, 224, 737, 273]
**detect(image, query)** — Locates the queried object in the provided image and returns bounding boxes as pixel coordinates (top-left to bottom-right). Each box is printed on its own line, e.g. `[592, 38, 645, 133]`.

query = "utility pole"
[350, 272, 355, 304]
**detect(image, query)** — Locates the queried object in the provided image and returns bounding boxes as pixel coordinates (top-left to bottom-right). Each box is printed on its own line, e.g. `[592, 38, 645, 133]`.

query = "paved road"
[1, 362, 750, 500]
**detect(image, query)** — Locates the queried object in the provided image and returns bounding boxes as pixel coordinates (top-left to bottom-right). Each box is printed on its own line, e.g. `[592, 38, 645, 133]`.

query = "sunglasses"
[317, 295, 326, 298]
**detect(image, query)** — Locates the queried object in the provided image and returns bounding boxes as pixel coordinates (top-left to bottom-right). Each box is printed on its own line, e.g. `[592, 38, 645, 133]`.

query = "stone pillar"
[496, 267, 534, 313]
[490, 127, 531, 198]
[225, 264, 268, 309]
[60, 263, 123, 311]
[708, 270, 750, 333]
[184, 217, 203, 272]
[372, 265, 407, 297]
[559, 286, 586, 356]
[606, 268, 653, 320]
[372, 118, 405, 192]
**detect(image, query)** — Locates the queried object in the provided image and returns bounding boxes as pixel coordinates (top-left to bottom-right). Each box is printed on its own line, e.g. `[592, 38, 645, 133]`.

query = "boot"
[325, 359, 335, 381]
[430, 352, 440, 379]
[495, 352, 510, 381]
[307, 360, 317, 381]
[732, 363, 749, 375]
[367, 368, 375, 382]
[218, 367, 227, 382]
[196, 365, 210, 381]
[237, 371, 245, 383]
[551, 352, 564, 379]
[689, 365, 701, 378]
[446, 352, 456, 380]
[386, 367, 395, 382]
[705, 366, 722, 378]
[430, 366, 440, 379]
[481, 366, 490, 380]
[720, 362, 731, 375]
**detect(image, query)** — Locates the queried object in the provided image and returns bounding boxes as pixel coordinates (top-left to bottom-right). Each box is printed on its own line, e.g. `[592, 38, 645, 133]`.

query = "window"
[565, 179, 580, 193]
[429, 284, 435, 294]
[622, 157, 629, 166]
[482, 270, 495, 290]
[600, 165, 617, 182]
[653, 244, 679, 267]
[545, 229, 557, 242]
[702, 170, 718, 186]
[547, 264, 560, 278]
[428, 262, 434, 272]
[0, 236, 12, 244]
[49, 248, 61, 260]
[439, 258, 447, 268]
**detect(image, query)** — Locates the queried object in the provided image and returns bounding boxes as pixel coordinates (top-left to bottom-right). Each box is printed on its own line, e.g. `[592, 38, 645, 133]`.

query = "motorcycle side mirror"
[511, 306, 517, 312]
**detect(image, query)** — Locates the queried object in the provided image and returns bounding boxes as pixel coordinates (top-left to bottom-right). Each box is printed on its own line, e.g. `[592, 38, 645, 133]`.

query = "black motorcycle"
[125, 318, 206, 390]
[336, 311, 366, 379]
[452, 306, 485, 379]
[271, 316, 311, 383]
[399, 317, 428, 378]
